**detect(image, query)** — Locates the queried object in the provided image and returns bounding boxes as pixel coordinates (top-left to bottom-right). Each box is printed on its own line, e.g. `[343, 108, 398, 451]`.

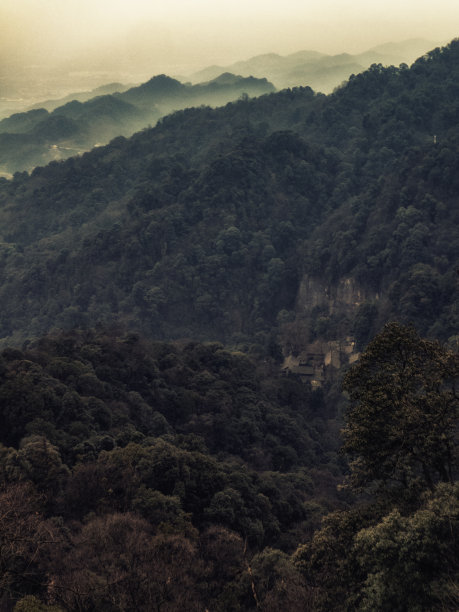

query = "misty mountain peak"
[142, 74, 184, 90]
[213, 71, 240, 81]
[208, 72, 247, 86]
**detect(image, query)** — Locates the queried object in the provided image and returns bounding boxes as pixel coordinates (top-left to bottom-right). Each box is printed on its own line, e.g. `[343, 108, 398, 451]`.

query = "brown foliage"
[47, 512, 204, 612]
[0, 483, 56, 606]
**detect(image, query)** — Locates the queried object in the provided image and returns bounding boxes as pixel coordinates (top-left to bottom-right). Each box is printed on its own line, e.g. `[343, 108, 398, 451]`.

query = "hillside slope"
[0, 41, 457, 354]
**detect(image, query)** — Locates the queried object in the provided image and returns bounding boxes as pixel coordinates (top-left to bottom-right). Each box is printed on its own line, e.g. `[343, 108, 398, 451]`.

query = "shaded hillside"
[0, 74, 275, 174]
[0, 42, 458, 609]
[0, 96, 149, 174]
[0, 327, 336, 477]
[0, 324, 456, 611]
[0, 42, 457, 352]
[0, 325, 343, 610]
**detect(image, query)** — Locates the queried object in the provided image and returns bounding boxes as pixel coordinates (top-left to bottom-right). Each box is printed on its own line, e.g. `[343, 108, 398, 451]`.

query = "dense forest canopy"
[0, 326, 343, 610]
[0, 323, 457, 610]
[0, 40, 458, 611]
[0, 41, 457, 353]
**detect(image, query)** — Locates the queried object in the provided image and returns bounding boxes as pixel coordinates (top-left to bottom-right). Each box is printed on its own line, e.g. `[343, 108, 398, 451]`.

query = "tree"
[47, 513, 204, 612]
[293, 508, 371, 611]
[18, 436, 69, 504]
[354, 482, 459, 611]
[294, 323, 459, 611]
[294, 482, 459, 612]
[247, 547, 314, 612]
[0, 484, 54, 607]
[14, 595, 62, 611]
[342, 322, 459, 498]
[198, 526, 246, 610]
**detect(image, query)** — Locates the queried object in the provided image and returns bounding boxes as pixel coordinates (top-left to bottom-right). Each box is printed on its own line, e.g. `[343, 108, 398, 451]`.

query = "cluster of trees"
[0, 323, 456, 610]
[295, 323, 459, 610]
[0, 326, 342, 610]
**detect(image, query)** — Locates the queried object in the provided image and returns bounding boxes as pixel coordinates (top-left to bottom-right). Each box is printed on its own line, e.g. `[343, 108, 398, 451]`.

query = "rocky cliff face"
[296, 275, 375, 318]
[280, 275, 379, 384]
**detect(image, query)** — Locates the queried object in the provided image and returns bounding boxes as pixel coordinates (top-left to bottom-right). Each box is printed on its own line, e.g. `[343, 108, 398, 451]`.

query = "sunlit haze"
[1, 0, 458, 95]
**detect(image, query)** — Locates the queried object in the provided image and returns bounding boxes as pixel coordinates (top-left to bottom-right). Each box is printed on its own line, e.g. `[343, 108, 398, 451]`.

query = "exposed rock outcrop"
[280, 275, 378, 385]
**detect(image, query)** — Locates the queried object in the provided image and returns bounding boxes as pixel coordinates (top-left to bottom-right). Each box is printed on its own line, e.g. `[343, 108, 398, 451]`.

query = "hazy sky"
[1, 0, 458, 77]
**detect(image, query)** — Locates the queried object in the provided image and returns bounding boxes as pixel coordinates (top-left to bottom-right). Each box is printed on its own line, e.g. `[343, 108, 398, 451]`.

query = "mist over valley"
[0, 37, 441, 176]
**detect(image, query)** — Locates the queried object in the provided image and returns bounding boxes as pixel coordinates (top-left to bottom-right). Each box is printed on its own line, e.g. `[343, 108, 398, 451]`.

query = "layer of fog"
[1, 0, 457, 116]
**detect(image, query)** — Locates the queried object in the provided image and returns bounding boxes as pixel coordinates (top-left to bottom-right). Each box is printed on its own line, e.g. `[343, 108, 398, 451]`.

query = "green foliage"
[14, 596, 62, 612]
[0, 41, 459, 611]
[0, 44, 457, 348]
[295, 483, 459, 611]
[0, 327, 342, 609]
[355, 483, 459, 611]
[0, 327, 339, 545]
[342, 322, 459, 499]
[294, 324, 459, 611]
[18, 435, 69, 497]
[294, 509, 364, 610]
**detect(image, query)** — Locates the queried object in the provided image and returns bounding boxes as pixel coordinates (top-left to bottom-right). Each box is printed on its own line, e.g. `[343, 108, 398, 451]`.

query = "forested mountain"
[0, 41, 457, 354]
[0, 40, 458, 611]
[27, 82, 133, 113]
[0, 74, 274, 174]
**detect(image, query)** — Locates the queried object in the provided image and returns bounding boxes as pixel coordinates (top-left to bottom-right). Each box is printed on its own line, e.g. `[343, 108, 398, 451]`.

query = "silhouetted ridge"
[121, 74, 186, 103]
[0, 72, 274, 173]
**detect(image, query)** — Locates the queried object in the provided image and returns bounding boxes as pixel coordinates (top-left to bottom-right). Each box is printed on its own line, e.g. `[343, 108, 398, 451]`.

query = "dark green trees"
[342, 322, 459, 497]
[294, 323, 459, 611]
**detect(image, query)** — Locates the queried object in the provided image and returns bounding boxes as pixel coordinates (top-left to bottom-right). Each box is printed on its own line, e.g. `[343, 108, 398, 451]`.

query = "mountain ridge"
[189, 38, 438, 90]
[0, 41, 456, 354]
[0, 73, 275, 175]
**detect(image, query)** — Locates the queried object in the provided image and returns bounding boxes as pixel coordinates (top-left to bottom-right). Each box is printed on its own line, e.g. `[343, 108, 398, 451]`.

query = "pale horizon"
[0, 0, 457, 100]
[2, 1, 458, 67]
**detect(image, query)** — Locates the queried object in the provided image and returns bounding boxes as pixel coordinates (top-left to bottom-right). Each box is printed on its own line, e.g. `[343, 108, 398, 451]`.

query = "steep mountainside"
[0, 41, 457, 357]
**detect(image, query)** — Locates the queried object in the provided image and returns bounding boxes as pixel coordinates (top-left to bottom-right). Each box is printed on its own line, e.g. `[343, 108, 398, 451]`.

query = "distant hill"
[117, 73, 274, 112]
[0, 74, 275, 174]
[27, 82, 133, 112]
[0, 95, 150, 175]
[189, 38, 438, 91]
[365, 38, 440, 62]
[191, 50, 326, 83]
[0, 108, 49, 134]
[0, 39, 457, 612]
